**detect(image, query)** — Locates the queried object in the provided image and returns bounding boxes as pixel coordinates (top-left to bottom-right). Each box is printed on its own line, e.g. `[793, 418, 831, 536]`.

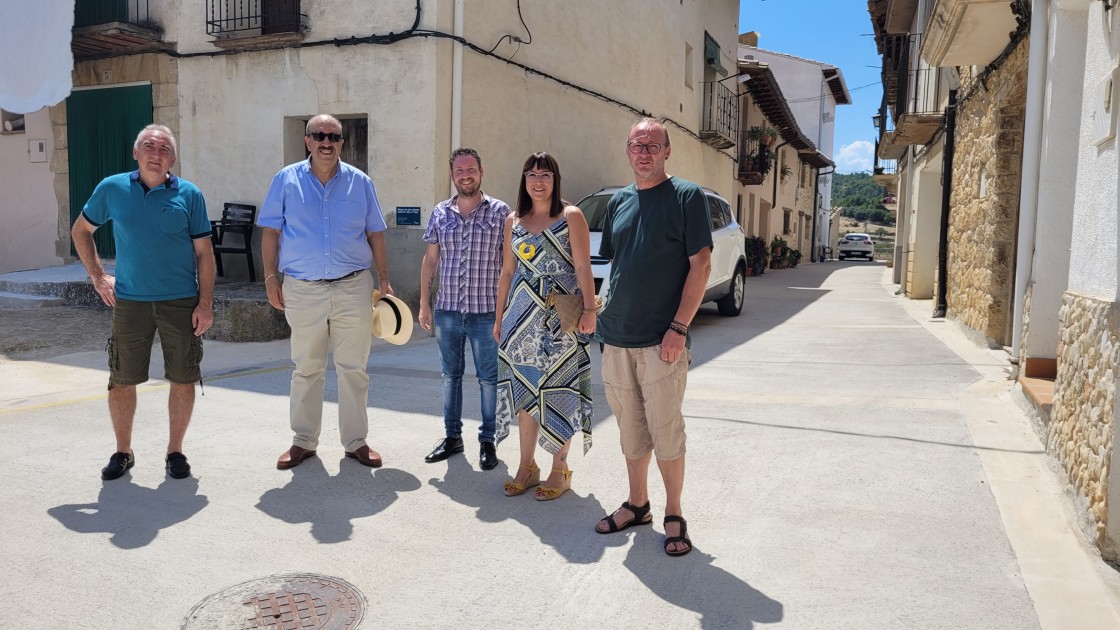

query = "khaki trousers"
[282, 272, 374, 451]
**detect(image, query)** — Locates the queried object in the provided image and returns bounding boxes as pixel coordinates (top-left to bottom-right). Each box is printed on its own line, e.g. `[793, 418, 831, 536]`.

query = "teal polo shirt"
[81, 171, 211, 301]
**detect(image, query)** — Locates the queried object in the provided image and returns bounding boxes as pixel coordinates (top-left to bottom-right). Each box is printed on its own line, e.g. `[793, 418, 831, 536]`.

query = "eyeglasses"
[627, 142, 664, 155]
[524, 171, 554, 183]
[307, 131, 343, 143]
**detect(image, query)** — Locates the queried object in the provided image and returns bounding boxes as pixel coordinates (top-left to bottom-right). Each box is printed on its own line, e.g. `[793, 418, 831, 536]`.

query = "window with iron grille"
[206, 0, 307, 37]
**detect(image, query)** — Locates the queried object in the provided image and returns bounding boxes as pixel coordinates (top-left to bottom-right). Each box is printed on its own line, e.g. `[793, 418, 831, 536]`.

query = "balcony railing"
[72, 0, 162, 59]
[700, 81, 738, 150]
[206, 0, 307, 37]
[736, 132, 773, 185]
[75, 0, 153, 28]
[872, 159, 898, 193]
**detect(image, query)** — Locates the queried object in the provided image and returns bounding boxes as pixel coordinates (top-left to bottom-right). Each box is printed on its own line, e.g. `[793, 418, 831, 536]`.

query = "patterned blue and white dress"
[495, 217, 593, 455]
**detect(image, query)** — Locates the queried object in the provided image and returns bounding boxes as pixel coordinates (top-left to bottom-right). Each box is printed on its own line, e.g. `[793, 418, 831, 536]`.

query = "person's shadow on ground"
[256, 457, 421, 543]
[48, 476, 209, 549]
[429, 455, 628, 563]
[623, 526, 783, 629]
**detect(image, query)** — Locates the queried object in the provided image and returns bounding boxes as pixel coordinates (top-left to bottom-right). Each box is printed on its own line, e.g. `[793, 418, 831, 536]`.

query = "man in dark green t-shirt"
[594, 118, 712, 557]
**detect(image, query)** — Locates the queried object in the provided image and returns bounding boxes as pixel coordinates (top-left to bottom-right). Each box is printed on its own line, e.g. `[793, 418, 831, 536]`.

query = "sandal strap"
[622, 500, 652, 519]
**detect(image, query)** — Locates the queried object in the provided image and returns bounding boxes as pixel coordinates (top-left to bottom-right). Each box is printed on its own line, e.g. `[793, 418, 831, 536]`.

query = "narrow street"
[1, 261, 1117, 629]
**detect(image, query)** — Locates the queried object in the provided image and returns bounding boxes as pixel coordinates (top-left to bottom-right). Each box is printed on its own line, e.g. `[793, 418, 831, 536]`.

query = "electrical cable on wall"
[134, 0, 728, 158]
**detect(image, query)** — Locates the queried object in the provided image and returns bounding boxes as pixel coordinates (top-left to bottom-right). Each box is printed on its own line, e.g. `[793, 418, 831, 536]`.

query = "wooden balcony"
[921, 0, 1019, 67]
[72, 0, 162, 59]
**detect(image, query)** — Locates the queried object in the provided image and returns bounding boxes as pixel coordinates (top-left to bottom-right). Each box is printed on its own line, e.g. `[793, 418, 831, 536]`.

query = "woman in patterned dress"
[493, 152, 597, 500]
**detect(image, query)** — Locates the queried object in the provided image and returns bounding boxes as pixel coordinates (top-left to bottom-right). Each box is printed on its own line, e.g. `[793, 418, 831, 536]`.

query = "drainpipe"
[933, 88, 957, 318]
[812, 166, 835, 262]
[1011, 0, 1048, 360]
[451, 0, 464, 189]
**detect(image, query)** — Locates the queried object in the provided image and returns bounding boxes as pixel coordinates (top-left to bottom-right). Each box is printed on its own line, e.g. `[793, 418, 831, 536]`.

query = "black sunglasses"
[306, 131, 343, 142]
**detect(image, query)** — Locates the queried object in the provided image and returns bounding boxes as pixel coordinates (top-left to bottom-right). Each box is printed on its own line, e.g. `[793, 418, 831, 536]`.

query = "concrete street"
[2, 261, 1118, 629]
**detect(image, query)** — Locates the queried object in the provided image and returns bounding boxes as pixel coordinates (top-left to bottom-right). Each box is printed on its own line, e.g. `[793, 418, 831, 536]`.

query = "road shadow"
[624, 526, 783, 629]
[429, 455, 628, 563]
[255, 457, 421, 543]
[48, 476, 209, 549]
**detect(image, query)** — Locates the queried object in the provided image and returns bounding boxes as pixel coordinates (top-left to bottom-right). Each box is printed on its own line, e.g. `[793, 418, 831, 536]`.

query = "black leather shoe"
[479, 442, 499, 470]
[425, 436, 464, 463]
[166, 452, 191, 479]
[101, 451, 134, 480]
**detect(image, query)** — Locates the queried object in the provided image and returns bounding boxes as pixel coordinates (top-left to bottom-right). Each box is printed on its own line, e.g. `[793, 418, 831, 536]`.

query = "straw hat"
[370, 290, 413, 345]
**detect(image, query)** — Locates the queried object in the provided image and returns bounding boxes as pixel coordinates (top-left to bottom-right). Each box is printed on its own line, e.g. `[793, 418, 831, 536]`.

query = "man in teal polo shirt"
[71, 124, 215, 482]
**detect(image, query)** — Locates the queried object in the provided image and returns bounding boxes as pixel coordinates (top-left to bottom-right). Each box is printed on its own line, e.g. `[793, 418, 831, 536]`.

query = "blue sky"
[738, 0, 883, 173]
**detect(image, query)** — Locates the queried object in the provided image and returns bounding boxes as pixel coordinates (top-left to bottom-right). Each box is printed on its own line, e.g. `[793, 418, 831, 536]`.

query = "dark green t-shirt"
[596, 177, 713, 348]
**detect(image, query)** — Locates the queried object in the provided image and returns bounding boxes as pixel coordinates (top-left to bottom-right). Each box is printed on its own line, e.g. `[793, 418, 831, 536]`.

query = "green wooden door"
[67, 84, 153, 258]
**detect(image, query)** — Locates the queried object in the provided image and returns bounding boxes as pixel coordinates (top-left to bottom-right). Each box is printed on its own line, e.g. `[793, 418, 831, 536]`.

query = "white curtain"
[0, 0, 74, 113]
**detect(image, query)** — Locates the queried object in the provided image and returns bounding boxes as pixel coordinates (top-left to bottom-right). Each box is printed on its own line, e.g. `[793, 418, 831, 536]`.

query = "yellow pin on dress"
[517, 242, 537, 260]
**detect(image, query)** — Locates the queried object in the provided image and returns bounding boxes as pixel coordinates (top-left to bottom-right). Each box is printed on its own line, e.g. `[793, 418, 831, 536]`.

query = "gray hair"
[133, 124, 177, 157]
[629, 117, 670, 147]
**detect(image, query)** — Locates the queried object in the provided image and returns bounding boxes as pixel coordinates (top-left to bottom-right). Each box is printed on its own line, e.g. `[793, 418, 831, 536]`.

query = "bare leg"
[541, 438, 572, 489]
[657, 455, 687, 553]
[108, 385, 137, 453]
[595, 452, 652, 532]
[511, 410, 539, 485]
[167, 382, 195, 454]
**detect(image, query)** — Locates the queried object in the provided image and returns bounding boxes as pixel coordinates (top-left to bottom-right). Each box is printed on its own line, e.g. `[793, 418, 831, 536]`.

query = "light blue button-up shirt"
[257, 158, 387, 281]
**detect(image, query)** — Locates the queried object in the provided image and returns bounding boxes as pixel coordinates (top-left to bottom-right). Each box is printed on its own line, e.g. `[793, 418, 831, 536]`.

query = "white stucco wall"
[739, 47, 841, 159]
[1024, 3, 1087, 358]
[459, 0, 738, 205]
[0, 109, 63, 273]
[907, 144, 943, 299]
[1067, 4, 1120, 300]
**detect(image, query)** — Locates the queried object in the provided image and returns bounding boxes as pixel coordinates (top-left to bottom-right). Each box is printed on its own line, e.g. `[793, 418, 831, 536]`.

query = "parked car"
[575, 186, 747, 316]
[838, 233, 874, 260]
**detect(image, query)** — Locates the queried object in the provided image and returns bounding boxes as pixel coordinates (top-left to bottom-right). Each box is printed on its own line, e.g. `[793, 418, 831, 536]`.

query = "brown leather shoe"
[345, 445, 383, 468]
[277, 445, 317, 470]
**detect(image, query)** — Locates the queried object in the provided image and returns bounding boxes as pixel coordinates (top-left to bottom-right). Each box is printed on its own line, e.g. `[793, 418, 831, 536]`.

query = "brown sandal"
[663, 515, 692, 556]
[596, 501, 653, 534]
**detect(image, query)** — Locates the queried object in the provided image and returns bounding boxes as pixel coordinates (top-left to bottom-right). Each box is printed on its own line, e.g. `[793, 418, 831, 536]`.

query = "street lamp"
[871, 113, 882, 130]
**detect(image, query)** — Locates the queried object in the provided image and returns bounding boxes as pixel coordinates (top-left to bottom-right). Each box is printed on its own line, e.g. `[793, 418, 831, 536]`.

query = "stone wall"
[946, 37, 1029, 347]
[1051, 291, 1119, 552]
[49, 54, 180, 257]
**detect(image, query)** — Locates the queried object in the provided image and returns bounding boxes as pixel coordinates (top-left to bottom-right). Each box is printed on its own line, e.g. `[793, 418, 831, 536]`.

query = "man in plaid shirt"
[418, 148, 511, 470]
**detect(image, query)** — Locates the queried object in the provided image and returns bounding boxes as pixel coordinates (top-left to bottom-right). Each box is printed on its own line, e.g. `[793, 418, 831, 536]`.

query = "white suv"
[838, 232, 874, 260]
[576, 186, 747, 316]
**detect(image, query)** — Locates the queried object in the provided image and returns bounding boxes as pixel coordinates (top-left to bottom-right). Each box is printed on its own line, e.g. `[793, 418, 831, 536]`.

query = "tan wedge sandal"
[503, 461, 540, 496]
[534, 468, 572, 501]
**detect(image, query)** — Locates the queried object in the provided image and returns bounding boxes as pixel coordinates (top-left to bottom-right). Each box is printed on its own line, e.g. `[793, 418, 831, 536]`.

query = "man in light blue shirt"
[259, 114, 393, 470]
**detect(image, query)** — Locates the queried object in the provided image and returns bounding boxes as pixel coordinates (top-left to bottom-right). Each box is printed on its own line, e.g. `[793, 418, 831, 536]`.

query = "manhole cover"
[182, 574, 365, 630]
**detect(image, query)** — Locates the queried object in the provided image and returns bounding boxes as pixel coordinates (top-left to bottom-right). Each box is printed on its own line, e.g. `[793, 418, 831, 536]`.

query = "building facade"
[0, 0, 741, 313]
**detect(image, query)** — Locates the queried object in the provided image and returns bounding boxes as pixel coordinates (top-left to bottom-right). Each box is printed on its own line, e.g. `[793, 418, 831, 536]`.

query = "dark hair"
[516, 152, 564, 218]
[449, 147, 482, 169]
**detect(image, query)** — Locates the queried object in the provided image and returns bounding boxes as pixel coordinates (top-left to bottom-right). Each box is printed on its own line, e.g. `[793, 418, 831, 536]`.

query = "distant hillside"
[832, 172, 893, 225]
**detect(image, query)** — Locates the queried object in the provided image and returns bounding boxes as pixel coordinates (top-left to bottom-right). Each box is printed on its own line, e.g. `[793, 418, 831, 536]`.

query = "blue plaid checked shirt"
[423, 193, 511, 313]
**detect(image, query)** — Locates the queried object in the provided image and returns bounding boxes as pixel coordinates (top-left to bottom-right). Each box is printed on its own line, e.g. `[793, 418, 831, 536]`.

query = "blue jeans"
[434, 309, 498, 443]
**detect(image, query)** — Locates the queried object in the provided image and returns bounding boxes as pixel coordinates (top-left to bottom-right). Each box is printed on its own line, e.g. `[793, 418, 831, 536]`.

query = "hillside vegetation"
[832, 172, 893, 225]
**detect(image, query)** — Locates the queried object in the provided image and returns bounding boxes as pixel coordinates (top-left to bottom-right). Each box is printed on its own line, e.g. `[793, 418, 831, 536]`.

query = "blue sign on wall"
[396, 206, 421, 226]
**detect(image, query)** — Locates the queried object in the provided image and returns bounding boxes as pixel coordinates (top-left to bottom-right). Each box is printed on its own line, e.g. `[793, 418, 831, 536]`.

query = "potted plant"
[745, 125, 767, 143]
[745, 236, 768, 275]
[780, 164, 793, 181]
[769, 236, 790, 269]
[788, 248, 802, 268]
[762, 127, 780, 146]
